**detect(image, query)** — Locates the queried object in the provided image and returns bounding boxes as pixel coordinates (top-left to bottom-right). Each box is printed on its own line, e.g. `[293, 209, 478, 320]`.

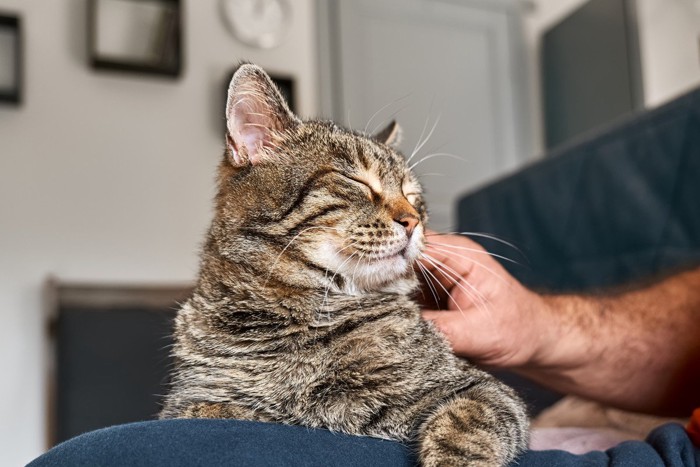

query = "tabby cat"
[160, 64, 528, 466]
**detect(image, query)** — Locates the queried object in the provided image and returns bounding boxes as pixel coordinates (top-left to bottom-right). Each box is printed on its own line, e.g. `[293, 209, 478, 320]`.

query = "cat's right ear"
[225, 64, 300, 167]
[373, 120, 402, 148]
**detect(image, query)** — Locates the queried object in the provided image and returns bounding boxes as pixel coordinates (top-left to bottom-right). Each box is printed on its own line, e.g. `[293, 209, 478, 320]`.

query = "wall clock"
[220, 0, 292, 49]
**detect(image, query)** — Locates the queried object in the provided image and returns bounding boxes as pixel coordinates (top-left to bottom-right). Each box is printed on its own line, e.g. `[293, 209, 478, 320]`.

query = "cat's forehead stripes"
[352, 136, 372, 171]
[362, 135, 407, 176]
[328, 131, 407, 191]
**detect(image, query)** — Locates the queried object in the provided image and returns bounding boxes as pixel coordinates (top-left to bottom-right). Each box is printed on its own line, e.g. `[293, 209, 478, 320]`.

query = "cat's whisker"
[409, 152, 467, 171]
[421, 253, 492, 319]
[422, 252, 490, 307]
[363, 94, 410, 135]
[421, 253, 482, 312]
[321, 242, 360, 299]
[264, 226, 342, 287]
[422, 256, 497, 331]
[353, 250, 366, 278]
[407, 96, 438, 163]
[408, 115, 441, 163]
[369, 104, 410, 136]
[417, 255, 466, 319]
[416, 261, 440, 309]
[426, 231, 527, 259]
[322, 242, 359, 286]
[408, 111, 432, 164]
[426, 241, 522, 267]
[321, 241, 359, 280]
[350, 251, 367, 294]
[426, 245, 513, 290]
[415, 262, 429, 303]
[322, 250, 360, 310]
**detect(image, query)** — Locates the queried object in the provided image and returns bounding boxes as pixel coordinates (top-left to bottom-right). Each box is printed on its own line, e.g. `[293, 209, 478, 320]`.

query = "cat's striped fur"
[160, 64, 528, 466]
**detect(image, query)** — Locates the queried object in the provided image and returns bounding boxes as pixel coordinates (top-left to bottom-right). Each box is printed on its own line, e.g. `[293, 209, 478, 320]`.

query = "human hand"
[418, 232, 553, 368]
[420, 235, 700, 414]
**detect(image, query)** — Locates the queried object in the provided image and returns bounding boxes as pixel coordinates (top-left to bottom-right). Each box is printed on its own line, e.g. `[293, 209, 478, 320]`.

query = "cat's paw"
[182, 402, 228, 418]
[420, 433, 502, 467]
[181, 402, 254, 419]
[419, 398, 513, 467]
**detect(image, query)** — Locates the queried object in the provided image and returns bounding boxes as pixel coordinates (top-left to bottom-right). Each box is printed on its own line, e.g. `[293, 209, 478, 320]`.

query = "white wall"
[636, 0, 700, 107]
[0, 1, 317, 465]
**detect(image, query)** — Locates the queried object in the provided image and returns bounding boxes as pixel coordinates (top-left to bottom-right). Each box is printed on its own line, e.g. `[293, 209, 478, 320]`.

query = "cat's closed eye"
[404, 192, 420, 205]
[401, 177, 422, 206]
[337, 173, 380, 201]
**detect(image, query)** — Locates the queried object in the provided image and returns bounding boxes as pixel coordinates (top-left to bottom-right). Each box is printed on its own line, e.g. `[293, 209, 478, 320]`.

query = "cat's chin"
[313, 243, 419, 295]
[359, 260, 419, 295]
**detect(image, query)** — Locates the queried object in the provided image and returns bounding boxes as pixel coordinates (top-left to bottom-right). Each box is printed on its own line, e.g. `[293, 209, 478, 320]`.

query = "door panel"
[328, 0, 531, 230]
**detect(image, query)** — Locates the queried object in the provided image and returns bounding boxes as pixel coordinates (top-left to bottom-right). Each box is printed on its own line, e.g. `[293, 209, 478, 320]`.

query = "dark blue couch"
[458, 87, 700, 293]
[457, 87, 700, 415]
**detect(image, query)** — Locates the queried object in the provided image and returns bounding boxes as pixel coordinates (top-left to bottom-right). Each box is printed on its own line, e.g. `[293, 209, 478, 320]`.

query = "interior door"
[323, 0, 532, 231]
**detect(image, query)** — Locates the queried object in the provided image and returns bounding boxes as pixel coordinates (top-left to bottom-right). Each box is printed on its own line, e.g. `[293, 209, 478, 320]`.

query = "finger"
[413, 277, 447, 309]
[414, 260, 451, 308]
[418, 240, 482, 299]
[422, 234, 487, 277]
[421, 309, 449, 322]
[421, 309, 478, 357]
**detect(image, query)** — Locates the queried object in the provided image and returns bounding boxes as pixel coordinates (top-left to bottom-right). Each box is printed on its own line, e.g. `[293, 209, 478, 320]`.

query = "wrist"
[523, 293, 605, 372]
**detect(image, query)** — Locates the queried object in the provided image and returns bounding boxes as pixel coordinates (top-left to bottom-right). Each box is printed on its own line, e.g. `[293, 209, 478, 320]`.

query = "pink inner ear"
[227, 95, 275, 166]
[240, 125, 267, 156]
[226, 133, 245, 166]
[225, 65, 300, 166]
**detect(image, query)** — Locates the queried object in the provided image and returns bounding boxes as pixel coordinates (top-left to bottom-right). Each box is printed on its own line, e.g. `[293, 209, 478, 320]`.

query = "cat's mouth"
[363, 245, 409, 262]
[359, 228, 424, 265]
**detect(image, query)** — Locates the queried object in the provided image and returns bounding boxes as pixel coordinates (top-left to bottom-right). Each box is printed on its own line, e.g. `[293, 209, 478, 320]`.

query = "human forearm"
[521, 268, 700, 416]
[419, 235, 700, 416]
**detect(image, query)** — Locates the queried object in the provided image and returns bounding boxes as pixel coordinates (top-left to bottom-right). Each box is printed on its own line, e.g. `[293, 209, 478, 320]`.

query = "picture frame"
[0, 13, 22, 104]
[45, 280, 193, 446]
[87, 0, 183, 78]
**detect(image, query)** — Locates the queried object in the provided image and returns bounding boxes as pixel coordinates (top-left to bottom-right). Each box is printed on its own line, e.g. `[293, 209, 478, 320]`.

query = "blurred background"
[0, 0, 698, 464]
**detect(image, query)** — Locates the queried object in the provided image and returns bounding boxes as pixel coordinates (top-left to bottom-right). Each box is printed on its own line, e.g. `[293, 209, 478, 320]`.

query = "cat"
[160, 64, 529, 466]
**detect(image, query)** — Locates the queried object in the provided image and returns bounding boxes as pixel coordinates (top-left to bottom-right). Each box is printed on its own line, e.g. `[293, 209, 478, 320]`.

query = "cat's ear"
[373, 120, 402, 148]
[225, 64, 300, 167]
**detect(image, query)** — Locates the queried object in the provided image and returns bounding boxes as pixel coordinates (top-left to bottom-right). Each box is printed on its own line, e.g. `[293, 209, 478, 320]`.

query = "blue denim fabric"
[29, 420, 699, 467]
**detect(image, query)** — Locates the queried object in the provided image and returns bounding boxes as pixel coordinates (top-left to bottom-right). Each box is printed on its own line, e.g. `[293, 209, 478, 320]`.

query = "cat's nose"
[395, 214, 419, 238]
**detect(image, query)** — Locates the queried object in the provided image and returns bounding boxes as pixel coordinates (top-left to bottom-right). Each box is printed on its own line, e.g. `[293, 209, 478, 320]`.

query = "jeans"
[29, 419, 699, 467]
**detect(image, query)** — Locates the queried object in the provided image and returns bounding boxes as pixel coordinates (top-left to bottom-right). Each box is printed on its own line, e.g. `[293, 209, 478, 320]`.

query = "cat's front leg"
[418, 387, 528, 467]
